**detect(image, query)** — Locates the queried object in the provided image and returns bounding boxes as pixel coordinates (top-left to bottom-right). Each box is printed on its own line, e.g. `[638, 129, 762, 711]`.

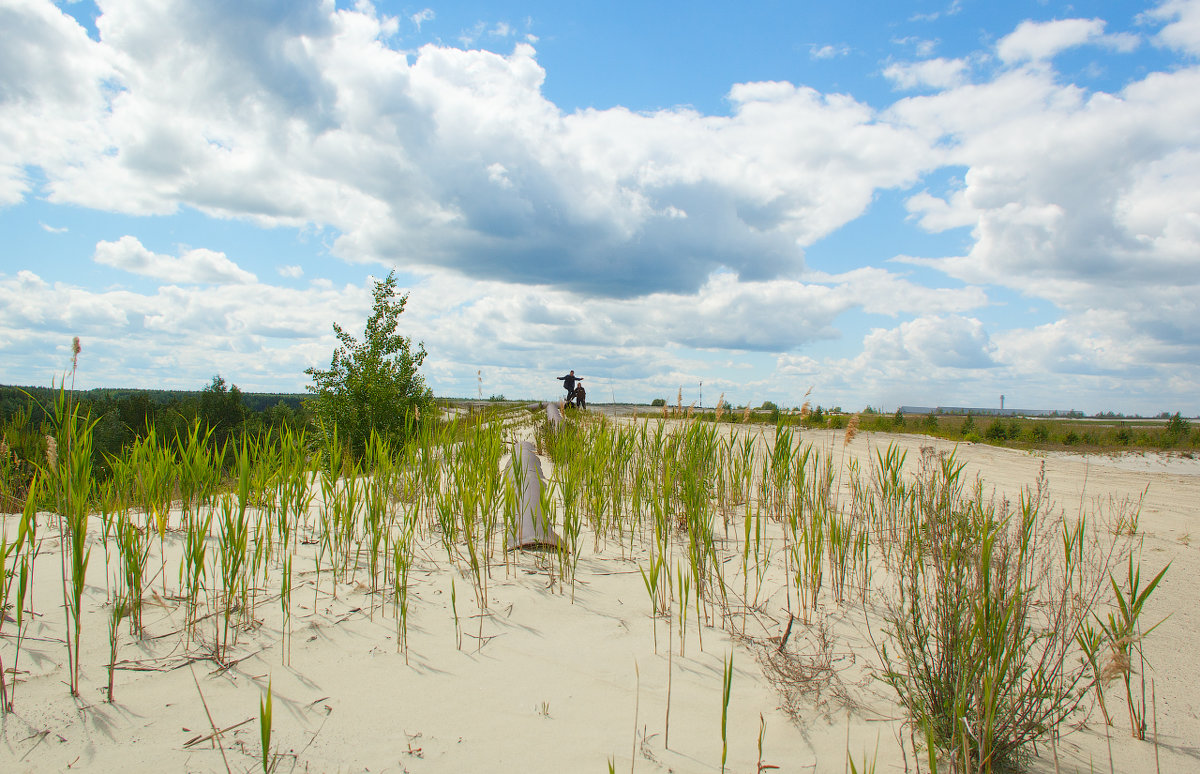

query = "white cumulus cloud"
[997, 18, 1138, 64]
[94, 235, 257, 284]
[1145, 0, 1200, 56]
[884, 57, 969, 90]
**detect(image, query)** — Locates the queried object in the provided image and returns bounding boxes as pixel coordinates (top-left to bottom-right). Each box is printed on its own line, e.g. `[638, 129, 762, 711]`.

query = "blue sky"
[2, 0, 1199, 414]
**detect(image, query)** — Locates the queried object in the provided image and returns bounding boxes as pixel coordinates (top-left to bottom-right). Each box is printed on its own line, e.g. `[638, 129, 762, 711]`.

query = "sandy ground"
[1, 423, 1197, 773]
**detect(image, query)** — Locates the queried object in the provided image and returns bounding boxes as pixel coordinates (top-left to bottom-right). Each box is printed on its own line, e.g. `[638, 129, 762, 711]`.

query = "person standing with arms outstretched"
[557, 370, 582, 403]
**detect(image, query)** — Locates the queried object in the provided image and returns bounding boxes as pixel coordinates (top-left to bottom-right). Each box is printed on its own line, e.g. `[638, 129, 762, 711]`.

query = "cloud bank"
[2, 0, 1199, 413]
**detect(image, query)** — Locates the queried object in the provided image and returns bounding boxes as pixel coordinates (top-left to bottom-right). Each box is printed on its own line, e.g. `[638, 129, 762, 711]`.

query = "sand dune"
[1, 423, 1196, 772]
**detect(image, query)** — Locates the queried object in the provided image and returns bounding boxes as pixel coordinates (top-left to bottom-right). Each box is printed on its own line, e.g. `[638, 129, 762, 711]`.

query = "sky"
[1, 0, 1199, 415]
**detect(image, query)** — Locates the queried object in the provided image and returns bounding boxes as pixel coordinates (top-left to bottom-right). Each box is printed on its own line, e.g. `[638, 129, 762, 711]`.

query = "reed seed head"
[45, 434, 58, 471]
[71, 336, 81, 371]
[844, 414, 860, 446]
[714, 393, 725, 422]
[1100, 644, 1132, 685]
[742, 404, 751, 423]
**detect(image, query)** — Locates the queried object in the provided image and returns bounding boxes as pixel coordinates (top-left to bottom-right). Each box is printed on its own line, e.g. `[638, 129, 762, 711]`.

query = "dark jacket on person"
[557, 373, 581, 392]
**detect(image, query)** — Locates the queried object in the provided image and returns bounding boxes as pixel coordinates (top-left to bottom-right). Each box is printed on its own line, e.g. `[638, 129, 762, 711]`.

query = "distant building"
[900, 405, 1067, 417]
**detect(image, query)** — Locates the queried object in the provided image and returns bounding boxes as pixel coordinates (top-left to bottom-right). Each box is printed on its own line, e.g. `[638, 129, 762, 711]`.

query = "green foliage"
[198, 375, 248, 448]
[259, 679, 274, 773]
[1095, 556, 1170, 740]
[983, 419, 1008, 441]
[305, 272, 433, 457]
[880, 462, 1098, 771]
[720, 652, 733, 773]
[650, 398, 666, 407]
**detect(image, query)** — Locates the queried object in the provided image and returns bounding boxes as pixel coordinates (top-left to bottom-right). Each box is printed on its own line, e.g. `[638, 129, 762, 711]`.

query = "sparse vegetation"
[0, 343, 1183, 770]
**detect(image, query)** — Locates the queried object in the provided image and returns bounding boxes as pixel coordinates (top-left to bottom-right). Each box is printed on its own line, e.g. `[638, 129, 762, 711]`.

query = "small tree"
[198, 375, 247, 448]
[305, 272, 432, 457]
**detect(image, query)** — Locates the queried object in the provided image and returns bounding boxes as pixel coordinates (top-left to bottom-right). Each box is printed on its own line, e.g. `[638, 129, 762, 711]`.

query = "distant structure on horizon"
[900, 405, 1079, 418]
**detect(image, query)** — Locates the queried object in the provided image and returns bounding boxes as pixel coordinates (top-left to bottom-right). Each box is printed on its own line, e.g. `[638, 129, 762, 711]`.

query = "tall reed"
[47, 379, 98, 697]
[1, 472, 40, 712]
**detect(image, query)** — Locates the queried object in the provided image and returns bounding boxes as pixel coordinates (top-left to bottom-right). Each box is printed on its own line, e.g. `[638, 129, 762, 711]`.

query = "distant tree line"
[0, 375, 308, 484]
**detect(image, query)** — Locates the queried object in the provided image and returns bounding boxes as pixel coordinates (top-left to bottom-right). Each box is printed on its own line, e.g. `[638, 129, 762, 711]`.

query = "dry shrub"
[752, 614, 857, 720]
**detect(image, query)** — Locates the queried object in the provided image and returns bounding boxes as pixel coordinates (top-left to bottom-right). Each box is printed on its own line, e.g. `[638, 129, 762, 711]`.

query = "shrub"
[984, 420, 1008, 441]
[651, 398, 666, 407]
[880, 458, 1104, 771]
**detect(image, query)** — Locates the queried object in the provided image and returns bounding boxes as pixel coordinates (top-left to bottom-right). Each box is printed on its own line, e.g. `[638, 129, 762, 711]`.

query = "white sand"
[1, 424, 1197, 772]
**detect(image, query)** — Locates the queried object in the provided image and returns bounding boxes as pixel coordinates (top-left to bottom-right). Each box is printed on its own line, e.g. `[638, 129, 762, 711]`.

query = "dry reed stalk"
[677, 387, 683, 418]
[687, 402, 696, 419]
[715, 393, 726, 422]
[742, 404, 751, 423]
[44, 435, 57, 471]
[799, 402, 811, 420]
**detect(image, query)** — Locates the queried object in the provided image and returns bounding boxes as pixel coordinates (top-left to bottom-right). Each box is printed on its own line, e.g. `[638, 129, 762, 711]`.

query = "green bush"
[304, 271, 433, 457]
[881, 457, 1101, 770]
[650, 398, 666, 407]
[984, 420, 1008, 441]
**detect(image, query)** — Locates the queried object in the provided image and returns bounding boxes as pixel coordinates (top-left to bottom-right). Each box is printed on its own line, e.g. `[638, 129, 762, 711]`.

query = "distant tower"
[1001, 394, 1005, 411]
